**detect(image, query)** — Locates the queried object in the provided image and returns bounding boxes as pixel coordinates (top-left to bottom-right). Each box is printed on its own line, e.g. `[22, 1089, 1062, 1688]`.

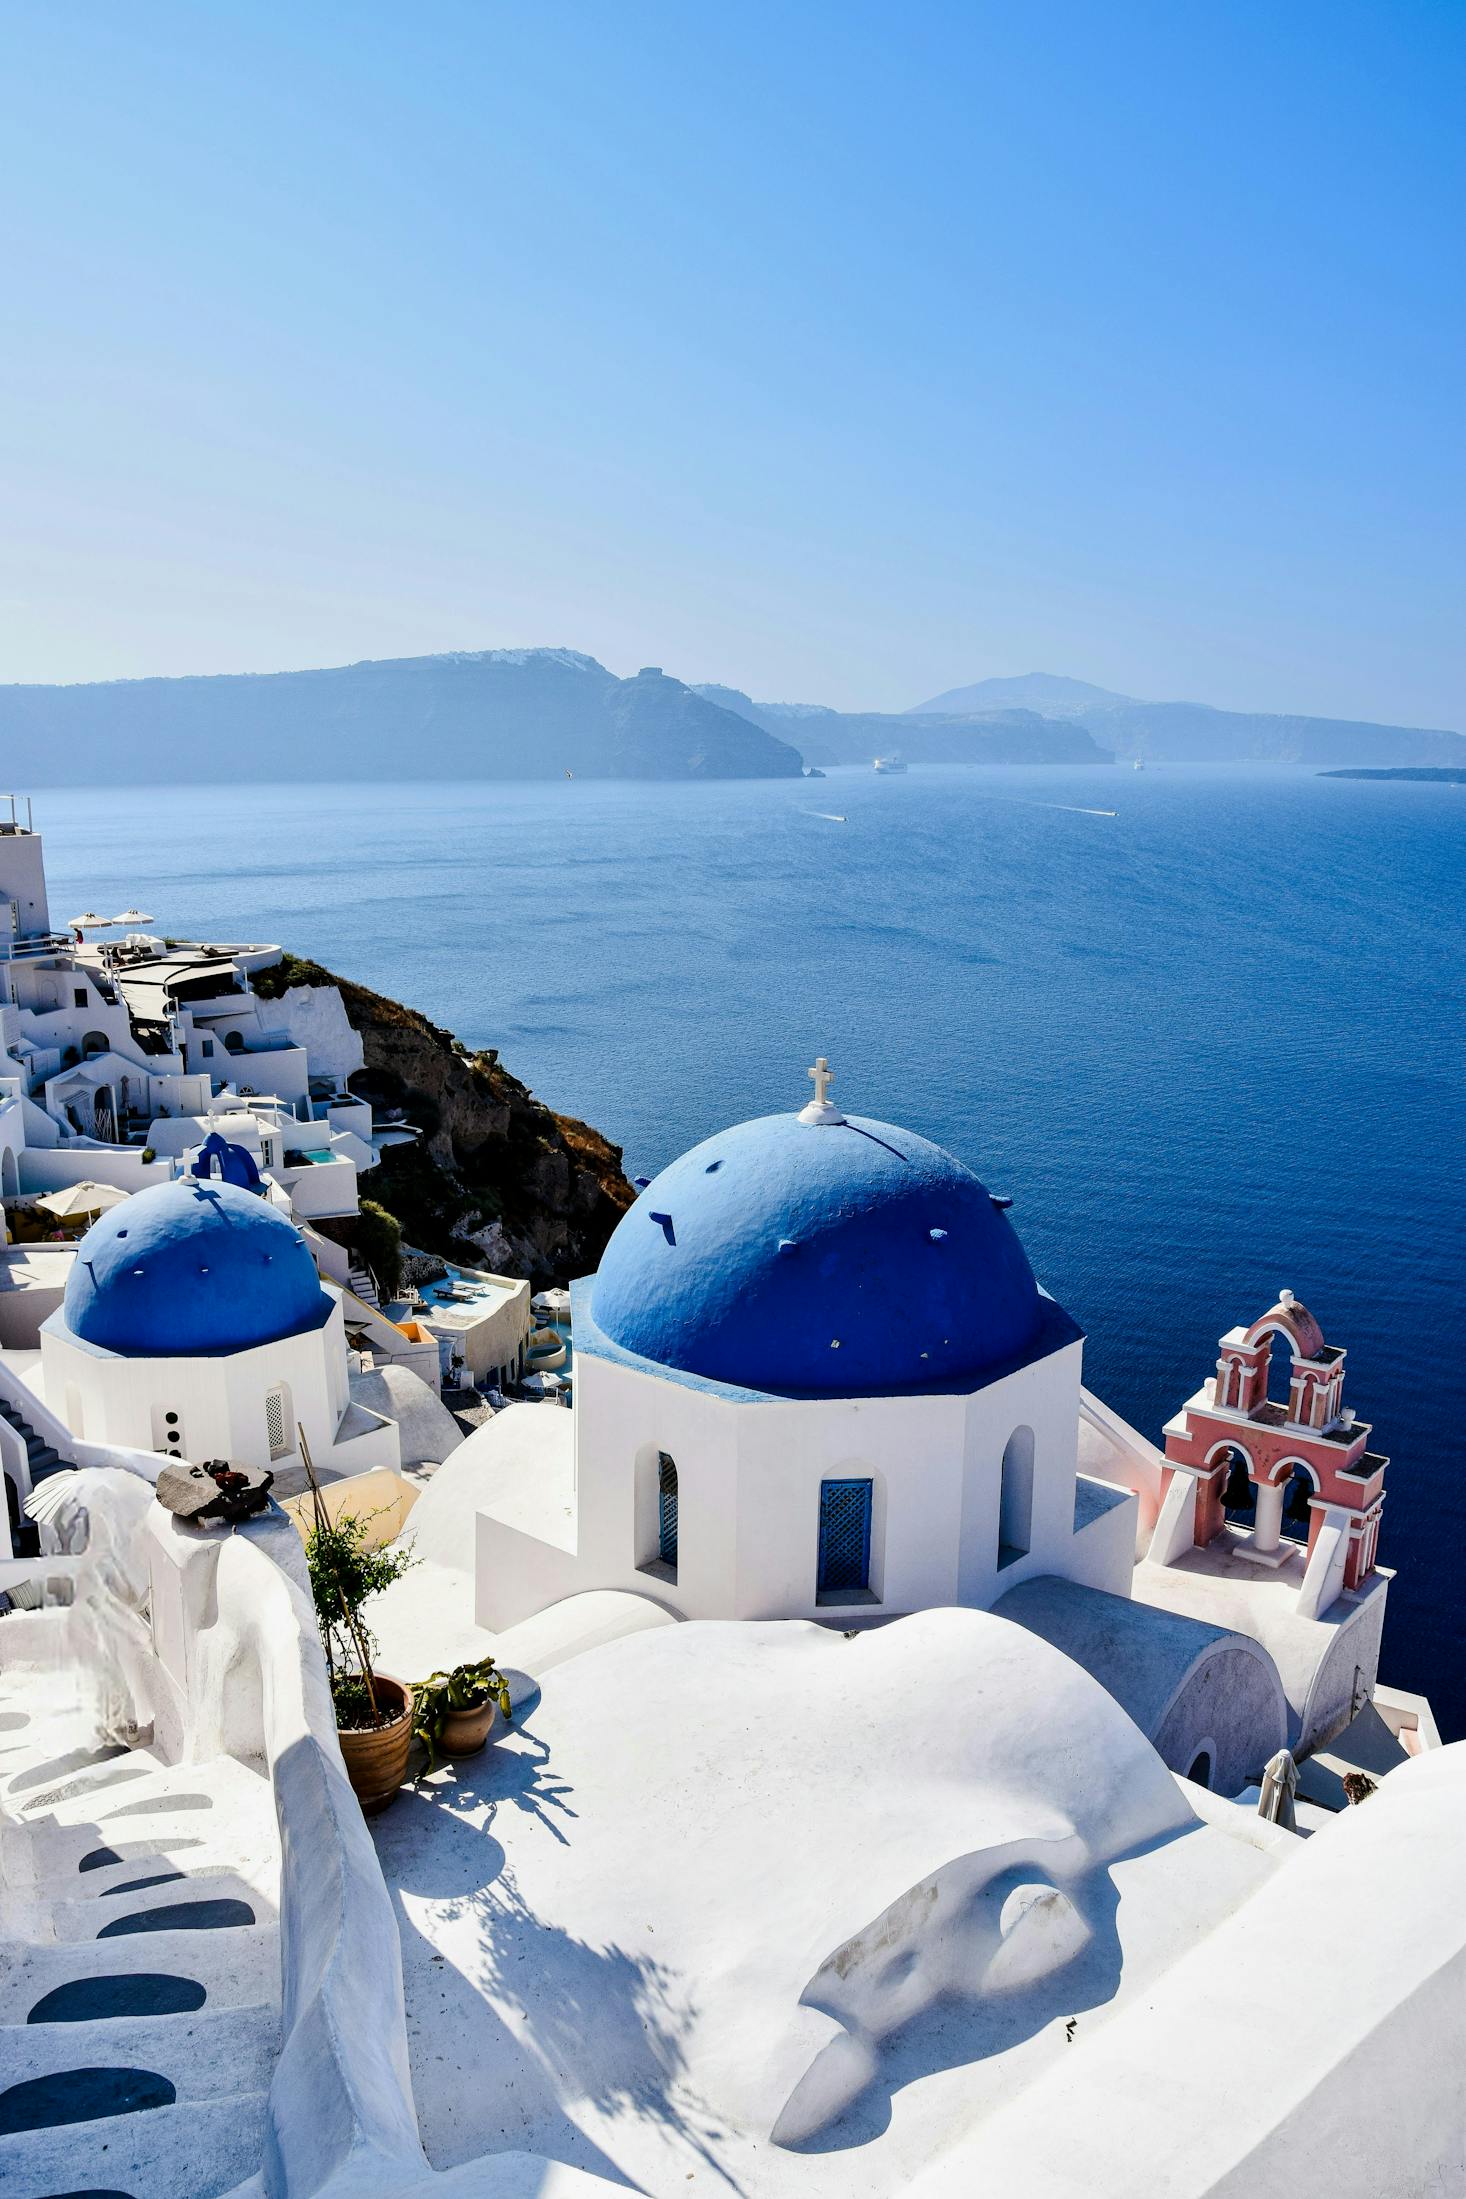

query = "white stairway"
[0, 1669, 283, 2199]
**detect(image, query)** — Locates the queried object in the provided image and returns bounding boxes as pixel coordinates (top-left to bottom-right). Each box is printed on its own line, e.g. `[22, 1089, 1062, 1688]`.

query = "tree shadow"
[377, 1724, 746, 2193]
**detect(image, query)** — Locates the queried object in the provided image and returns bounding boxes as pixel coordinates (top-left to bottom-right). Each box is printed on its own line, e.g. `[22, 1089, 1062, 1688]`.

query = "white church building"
[465, 1060, 1398, 1796]
[38, 1135, 400, 1483]
[479, 1062, 1134, 1628]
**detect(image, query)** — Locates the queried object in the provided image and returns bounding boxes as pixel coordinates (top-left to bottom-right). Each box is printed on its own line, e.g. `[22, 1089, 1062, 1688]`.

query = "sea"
[36, 764, 1466, 1734]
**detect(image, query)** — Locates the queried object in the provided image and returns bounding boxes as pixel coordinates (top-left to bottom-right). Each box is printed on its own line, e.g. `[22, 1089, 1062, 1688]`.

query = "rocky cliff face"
[256, 957, 634, 1285]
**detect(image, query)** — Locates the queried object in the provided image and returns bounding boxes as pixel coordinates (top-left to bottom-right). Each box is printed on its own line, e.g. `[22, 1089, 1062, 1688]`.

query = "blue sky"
[4, 1, 1463, 722]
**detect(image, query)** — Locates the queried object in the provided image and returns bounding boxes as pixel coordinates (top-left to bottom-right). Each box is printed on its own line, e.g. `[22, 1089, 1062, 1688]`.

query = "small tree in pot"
[300, 1432, 416, 1814]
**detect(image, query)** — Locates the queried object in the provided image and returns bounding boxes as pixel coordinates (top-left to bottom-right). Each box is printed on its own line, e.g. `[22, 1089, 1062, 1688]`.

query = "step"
[13, 1750, 272, 1832]
[0, 1924, 280, 2024]
[7, 1829, 222, 1894]
[2, 1745, 136, 1810]
[0, 1997, 278, 2097]
[0, 2087, 270, 2199]
[52, 1870, 274, 1942]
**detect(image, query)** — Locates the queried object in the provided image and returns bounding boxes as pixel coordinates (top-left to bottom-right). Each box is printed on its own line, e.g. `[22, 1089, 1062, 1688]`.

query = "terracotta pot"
[337, 1674, 413, 1816]
[439, 1696, 497, 1758]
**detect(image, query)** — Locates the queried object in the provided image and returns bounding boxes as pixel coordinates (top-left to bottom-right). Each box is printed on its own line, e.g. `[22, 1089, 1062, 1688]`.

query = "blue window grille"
[657, 1453, 679, 1568]
[817, 1478, 872, 1595]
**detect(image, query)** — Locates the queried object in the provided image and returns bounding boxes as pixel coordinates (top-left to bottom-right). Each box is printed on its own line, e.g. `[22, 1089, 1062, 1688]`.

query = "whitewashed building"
[38, 1160, 399, 1482]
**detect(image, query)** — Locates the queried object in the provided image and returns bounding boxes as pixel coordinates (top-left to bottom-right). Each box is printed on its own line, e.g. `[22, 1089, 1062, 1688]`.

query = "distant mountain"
[914, 673, 1131, 716]
[692, 686, 1111, 767]
[910, 672, 1466, 766]
[18, 647, 1456, 781]
[3, 651, 805, 784]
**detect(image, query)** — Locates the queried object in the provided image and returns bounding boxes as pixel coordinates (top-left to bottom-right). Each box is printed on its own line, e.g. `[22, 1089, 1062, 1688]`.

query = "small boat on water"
[1132, 758, 1145, 771]
[873, 753, 908, 775]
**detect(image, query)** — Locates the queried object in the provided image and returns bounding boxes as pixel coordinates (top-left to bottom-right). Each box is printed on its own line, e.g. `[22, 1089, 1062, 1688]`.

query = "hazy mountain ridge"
[8, 649, 1458, 778]
[692, 686, 1110, 765]
[1, 651, 803, 784]
[916, 673, 1130, 716]
[911, 673, 1466, 765]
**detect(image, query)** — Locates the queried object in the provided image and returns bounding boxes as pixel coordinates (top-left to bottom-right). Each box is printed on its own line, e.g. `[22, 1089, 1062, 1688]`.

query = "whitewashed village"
[0, 794, 1459, 2199]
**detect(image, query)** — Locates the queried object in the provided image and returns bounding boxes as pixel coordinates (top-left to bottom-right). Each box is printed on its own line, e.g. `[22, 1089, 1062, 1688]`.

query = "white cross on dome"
[798, 1054, 846, 1126]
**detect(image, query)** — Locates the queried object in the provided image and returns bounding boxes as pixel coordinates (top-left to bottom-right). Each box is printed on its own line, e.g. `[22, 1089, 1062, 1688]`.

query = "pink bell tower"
[1158, 1293, 1387, 1602]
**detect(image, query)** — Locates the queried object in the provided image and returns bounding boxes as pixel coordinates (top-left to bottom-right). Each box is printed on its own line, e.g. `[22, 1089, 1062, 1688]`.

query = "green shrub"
[355, 1199, 403, 1297]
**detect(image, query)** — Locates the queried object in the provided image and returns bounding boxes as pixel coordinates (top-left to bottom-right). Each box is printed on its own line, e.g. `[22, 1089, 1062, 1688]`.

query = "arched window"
[657, 1454, 678, 1568]
[635, 1445, 679, 1579]
[1281, 1462, 1317, 1543]
[1264, 1333, 1296, 1415]
[1187, 1749, 1213, 1789]
[1218, 1444, 1255, 1529]
[265, 1384, 293, 1462]
[81, 1031, 108, 1059]
[998, 1426, 1035, 1567]
[223, 1030, 246, 1055]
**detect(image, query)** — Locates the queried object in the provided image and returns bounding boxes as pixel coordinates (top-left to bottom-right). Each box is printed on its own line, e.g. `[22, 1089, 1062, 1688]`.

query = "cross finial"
[798, 1054, 845, 1127]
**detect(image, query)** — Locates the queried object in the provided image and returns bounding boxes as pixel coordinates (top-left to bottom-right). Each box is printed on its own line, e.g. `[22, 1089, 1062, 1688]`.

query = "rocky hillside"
[254, 956, 635, 1285]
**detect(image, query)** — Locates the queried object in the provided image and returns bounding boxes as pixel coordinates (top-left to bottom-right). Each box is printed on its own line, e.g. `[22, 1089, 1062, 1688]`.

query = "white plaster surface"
[1077, 1381, 1168, 1542]
[474, 1331, 1137, 1632]
[364, 1402, 669, 1685]
[261, 981, 364, 1087]
[350, 1361, 464, 1469]
[906, 1741, 1466, 2199]
[1134, 1533, 1389, 1753]
[373, 1606, 1280, 2197]
[996, 1573, 1288, 1794]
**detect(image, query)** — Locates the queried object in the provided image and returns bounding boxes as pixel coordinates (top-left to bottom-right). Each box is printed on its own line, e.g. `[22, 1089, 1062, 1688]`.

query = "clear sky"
[4, 1, 1463, 724]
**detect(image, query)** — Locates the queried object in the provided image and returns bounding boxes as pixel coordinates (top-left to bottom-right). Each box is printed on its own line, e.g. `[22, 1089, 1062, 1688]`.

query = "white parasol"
[34, 1180, 131, 1221]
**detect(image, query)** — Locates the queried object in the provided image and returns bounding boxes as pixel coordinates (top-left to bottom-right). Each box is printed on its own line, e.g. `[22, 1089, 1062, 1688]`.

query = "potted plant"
[411, 1657, 512, 1773]
[300, 1437, 416, 1814]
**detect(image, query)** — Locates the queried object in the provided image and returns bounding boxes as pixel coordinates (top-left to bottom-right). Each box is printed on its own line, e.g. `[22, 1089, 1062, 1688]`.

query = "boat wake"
[985, 798, 1118, 818]
[807, 811, 848, 822]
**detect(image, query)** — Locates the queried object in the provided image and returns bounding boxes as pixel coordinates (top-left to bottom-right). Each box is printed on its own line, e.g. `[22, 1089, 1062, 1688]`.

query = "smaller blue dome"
[591, 1111, 1043, 1397]
[63, 1178, 331, 1358]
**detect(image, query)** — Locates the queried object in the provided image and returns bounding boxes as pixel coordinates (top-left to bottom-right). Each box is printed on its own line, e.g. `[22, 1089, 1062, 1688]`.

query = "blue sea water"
[36, 765, 1466, 1732]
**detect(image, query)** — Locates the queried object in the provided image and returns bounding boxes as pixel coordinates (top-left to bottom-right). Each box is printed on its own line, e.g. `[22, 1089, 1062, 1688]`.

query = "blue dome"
[591, 1111, 1043, 1396]
[63, 1177, 331, 1358]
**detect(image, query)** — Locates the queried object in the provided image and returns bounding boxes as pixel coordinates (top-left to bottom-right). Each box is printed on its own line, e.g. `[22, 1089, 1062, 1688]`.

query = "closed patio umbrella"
[35, 1180, 130, 1221]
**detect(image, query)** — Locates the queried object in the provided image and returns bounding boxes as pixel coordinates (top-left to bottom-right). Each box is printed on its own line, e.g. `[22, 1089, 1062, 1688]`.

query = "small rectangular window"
[817, 1478, 872, 1597]
[201, 1039, 214, 1058]
[73, 988, 87, 1008]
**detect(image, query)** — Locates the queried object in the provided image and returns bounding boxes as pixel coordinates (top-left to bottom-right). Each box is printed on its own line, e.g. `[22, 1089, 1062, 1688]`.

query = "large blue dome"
[590, 1111, 1043, 1397]
[63, 1177, 331, 1358]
